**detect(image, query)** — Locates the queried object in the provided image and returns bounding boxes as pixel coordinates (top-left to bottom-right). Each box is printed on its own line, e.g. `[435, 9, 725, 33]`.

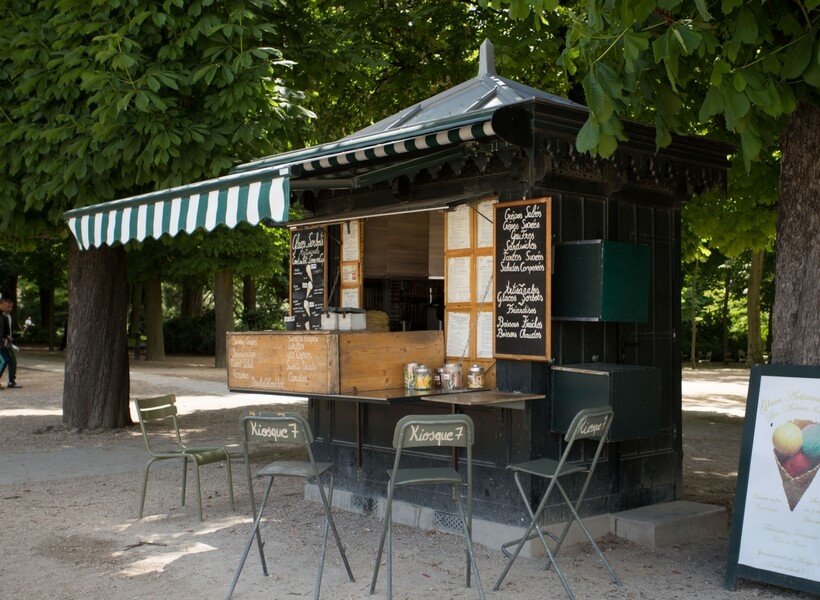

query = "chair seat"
[392, 466, 462, 487]
[257, 460, 332, 478]
[185, 447, 231, 465]
[508, 457, 588, 479]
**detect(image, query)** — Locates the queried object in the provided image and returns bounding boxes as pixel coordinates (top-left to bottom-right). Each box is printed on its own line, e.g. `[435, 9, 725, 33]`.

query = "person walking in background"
[0, 298, 21, 388]
[22, 316, 33, 337]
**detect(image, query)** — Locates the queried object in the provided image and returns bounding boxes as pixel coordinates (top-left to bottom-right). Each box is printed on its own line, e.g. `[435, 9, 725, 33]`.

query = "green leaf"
[598, 132, 618, 157]
[656, 85, 682, 115]
[135, 91, 150, 111]
[655, 115, 672, 148]
[740, 127, 761, 166]
[575, 117, 600, 154]
[671, 24, 702, 54]
[733, 70, 746, 92]
[623, 31, 649, 65]
[710, 60, 731, 86]
[698, 86, 723, 122]
[735, 7, 758, 45]
[745, 77, 772, 107]
[781, 34, 814, 80]
[804, 58, 820, 88]
[694, 0, 712, 21]
[582, 73, 613, 121]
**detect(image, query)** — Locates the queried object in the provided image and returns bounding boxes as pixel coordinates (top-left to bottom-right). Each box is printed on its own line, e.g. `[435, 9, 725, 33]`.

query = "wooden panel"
[428, 211, 444, 278]
[227, 331, 339, 394]
[362, 217, 388, 277]
[338, 330, 444, 393]
[388, 213, 429, 277]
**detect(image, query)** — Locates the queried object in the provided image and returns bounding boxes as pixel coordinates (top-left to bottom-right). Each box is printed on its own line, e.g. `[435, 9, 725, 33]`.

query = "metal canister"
[467, 364, 485, 389]
[444, 362, 462, 390]
[404, 362, 418, 390]
[414, 364, 432, 390]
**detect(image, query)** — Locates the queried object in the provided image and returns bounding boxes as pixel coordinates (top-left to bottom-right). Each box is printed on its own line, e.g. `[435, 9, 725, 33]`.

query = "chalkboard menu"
[291, 227, 325, 330]
[493, 198, 551, 361]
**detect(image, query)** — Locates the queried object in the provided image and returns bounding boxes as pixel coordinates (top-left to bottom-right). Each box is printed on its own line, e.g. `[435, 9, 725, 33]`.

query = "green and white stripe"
[66, 169, 289, 249]
[301, 121, 496, 172]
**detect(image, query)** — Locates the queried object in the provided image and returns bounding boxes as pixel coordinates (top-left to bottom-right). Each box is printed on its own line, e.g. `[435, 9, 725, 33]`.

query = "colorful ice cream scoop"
[782, 451, 812, 478]
[801, 423, 820, 461]
[772, 422, 803, 457]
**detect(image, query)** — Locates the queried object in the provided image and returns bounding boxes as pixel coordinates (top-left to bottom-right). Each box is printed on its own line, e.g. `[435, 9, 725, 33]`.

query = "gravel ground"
[0, 349, 814, 600]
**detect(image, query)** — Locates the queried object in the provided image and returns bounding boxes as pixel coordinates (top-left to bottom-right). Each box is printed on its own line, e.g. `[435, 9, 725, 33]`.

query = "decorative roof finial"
[478, 39, 496, 76]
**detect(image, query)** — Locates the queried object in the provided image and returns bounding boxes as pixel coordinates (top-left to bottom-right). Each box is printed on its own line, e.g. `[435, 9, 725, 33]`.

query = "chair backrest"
[240, 411, 313, 447]
[134, 394, 184, 454]
[393, 413, 474, 450]
[564, 406, 613, 444]
[559, 407, 614, 480]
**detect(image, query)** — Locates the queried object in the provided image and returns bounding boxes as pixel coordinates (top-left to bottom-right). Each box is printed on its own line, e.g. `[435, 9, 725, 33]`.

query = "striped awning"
[298, 120, 495, 173]
[65, 108, 504, 250]
[65, 168, 289, 249]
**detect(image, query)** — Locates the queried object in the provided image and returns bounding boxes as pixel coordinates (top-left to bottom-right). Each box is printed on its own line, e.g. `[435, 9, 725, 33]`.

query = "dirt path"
[0, 352, 812, 599]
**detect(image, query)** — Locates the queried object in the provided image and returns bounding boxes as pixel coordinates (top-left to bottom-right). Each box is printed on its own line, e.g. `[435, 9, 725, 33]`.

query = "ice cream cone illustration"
[772, 420, 820, 511]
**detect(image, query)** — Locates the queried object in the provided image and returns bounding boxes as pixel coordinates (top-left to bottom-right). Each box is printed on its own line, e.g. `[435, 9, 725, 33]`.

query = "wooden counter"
[227, 330, 444, 395]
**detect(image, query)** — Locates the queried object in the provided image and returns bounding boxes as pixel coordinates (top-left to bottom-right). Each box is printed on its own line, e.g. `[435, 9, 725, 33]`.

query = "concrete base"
[306, 484, 725, 556]
[611, 500, 727, 550]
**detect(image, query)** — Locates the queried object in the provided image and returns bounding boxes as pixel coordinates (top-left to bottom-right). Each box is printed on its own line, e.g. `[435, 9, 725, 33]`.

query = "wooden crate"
[227, 330, 444, 395]
[338, 330, 444, 393]
[227, 331, 339, 394]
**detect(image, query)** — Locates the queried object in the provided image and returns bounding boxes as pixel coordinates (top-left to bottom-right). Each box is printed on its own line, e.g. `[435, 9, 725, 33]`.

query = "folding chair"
[370, 414, 484, 600]
[493, 406, 620, 600]
[135, 394, 234, 521]
[226, 412, 354, 600]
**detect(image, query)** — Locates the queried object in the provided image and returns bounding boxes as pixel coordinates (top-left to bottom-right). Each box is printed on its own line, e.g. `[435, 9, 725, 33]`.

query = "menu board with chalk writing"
[493, 198, 551, 361]
[290, 227, 325, 330]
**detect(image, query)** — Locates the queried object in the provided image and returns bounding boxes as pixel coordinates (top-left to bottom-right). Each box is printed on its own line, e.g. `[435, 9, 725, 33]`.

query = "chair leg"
[455, 492, 484, 600]
[369, 484, 395, 596]
[494, 473, 575, 600]
[316, 472, 354, 587]
[226, 477, 275, 600]
[553, 482, 621, 586]
[193, 462, 204, 521]
[386, 503, 393, 600]
[224, 451, 235, 511]
[181, 456, 189, 508]
[138, 460, 155, 519]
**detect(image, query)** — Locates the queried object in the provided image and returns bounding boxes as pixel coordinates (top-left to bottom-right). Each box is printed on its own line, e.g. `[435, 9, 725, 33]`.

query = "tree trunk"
[39, 286, 56, 351]
[181, 284, 203, 317]
[721, 268, 731, 364]
[144, 278, 165, 361]
[689, 264, 698, 370]
[214, 269, 233, 368]
[771, 101, 820, 366]
[747, 249, 765, 365]
[63, 240, 131, 430]
[242, 275, 256, 312]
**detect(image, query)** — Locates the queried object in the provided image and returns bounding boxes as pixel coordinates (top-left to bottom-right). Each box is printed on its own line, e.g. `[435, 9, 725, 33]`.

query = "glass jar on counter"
[467, 364, 485, 389]
[434, 367, 445, 387]
[414, 364, 433, 390]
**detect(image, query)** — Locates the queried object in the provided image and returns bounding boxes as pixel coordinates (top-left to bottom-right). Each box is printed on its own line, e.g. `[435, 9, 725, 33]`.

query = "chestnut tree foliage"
[0, 0, 308, 428]
[483, 0, 820, 365]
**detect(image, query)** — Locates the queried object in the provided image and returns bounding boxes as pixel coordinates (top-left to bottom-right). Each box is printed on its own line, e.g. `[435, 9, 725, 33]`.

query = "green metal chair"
[226, 412, 354, 600]
[135, 394, 234, 521]
[370, 413, 484, 600]
[493, 406, 620, 600]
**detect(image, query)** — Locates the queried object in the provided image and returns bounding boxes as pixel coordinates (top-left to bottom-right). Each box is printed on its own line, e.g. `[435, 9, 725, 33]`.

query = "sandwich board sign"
[725, 364, 820, 595]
